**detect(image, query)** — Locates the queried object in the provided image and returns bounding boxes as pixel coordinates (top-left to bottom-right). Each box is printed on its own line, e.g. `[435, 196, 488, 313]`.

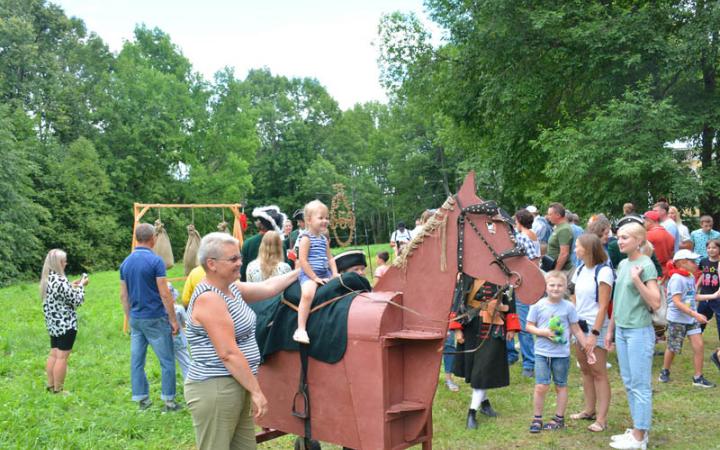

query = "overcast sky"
[52, 0, 442, 110]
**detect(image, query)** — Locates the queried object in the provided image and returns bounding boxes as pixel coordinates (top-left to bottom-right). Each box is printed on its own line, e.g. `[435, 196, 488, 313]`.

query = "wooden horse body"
[256, 173, 545, 449]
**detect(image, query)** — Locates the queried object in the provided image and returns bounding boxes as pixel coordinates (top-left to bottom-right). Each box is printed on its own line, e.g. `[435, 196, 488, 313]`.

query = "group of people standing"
[38, 196, 720, 450]
[443, 201, 720, 450]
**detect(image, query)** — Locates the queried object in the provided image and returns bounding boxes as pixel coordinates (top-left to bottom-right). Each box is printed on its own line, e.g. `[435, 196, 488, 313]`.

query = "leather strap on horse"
[292, 344, 312, 445]
[454, 195, 525, 288]
[280, 277, 364, 314]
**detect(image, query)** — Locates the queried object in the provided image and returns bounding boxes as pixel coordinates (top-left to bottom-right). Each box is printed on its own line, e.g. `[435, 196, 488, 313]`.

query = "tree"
[37, 137, 121, 272]
[0, 106, 46, 285]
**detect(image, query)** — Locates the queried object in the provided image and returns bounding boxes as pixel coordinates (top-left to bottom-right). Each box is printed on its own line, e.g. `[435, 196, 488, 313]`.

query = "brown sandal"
[570, 411, 596, 421]
[587, 422, 606, 432]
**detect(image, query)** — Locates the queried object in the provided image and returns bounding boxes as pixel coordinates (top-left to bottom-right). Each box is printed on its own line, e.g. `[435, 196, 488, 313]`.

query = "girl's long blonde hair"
[40, 249, 66, 299]
[258, 231, 284, 280]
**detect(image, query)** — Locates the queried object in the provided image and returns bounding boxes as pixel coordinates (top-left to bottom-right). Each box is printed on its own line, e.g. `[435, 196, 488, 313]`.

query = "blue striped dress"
[185, 282, 260, 380]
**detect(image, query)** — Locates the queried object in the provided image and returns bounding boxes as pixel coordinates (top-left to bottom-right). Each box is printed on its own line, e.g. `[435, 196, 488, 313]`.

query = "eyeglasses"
[210, 255, 242, 263]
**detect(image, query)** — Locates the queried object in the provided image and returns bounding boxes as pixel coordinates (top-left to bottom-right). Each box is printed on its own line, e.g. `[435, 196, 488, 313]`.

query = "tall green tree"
[0, 106, 46, 286]
[37, 137, 121, 272]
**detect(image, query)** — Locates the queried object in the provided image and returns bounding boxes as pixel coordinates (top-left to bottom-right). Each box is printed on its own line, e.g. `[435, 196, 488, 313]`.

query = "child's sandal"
[529, 419, 543, 433]
[587, 421, 606, 432]
[542, 417, 565, 431]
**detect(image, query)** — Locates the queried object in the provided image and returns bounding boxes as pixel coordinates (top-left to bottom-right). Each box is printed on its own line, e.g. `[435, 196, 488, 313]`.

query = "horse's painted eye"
[486, 222, 495, 234]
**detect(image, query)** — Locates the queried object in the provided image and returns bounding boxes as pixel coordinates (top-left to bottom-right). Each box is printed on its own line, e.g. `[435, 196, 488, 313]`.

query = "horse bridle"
[455, 195, 525, 288]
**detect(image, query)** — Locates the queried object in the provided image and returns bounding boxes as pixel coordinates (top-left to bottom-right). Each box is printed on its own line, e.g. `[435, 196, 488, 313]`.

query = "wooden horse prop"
[256, 172, 546, 449]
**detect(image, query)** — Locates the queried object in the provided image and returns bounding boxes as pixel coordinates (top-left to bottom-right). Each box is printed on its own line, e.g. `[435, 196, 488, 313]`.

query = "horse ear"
[457, 171, 479, 202]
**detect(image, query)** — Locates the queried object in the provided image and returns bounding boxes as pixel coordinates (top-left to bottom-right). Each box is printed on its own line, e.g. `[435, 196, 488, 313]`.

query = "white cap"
[526, 205, 538, 214]
[673, 249, 700, 261]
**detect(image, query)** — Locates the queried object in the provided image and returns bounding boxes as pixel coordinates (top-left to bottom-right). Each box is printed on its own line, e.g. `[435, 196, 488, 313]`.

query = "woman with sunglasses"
[184, 232, 298, 450]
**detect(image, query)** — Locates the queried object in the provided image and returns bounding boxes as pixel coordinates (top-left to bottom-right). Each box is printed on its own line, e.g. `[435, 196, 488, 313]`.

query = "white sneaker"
[609, 432, 647, 449]
[610, 429, 634, 442]
[293, 329, 310, 344]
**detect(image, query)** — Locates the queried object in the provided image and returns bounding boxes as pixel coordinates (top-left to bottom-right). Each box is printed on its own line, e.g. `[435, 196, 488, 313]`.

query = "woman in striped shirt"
[184, 232, 298, 450]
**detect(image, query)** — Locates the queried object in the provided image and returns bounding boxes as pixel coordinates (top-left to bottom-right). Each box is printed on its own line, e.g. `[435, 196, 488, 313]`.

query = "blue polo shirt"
[120, 246, 167, 319]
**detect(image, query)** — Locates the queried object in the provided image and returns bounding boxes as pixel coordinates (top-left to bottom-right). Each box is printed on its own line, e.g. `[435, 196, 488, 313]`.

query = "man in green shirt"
[546, 203, 574, 272]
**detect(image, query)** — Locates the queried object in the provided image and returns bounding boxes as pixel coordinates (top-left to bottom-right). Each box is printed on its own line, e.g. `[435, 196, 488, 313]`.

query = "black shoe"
[711, 351, 720, 372]
[138, 398, 152, 410]
[658, 368, 670, 383]
[162, 400, 183, 412]
[479, 399, 498, 417]
[466, 408, 478, 429]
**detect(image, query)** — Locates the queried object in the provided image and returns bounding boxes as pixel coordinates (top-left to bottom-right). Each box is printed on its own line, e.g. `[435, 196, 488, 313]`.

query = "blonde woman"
[245, 231, 292, 282]
[668, 206, 692, 250]
[606, 223, 661, 449]
[40, 249, 89, 393]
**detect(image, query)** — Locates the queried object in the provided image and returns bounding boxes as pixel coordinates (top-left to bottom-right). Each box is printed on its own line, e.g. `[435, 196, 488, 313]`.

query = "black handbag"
[540, 255, 556, 272]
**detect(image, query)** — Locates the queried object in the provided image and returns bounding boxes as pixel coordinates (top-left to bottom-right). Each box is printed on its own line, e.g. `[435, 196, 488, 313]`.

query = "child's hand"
[314, 278, 326, 285]
[454, 329, 465, 344]
[543, 328, 555, 339]
[695, 312, 708, 324]
[586, 350, 597, 365]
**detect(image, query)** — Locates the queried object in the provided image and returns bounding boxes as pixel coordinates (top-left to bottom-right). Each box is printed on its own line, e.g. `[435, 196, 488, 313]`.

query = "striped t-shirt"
[186, 282, 260, 380]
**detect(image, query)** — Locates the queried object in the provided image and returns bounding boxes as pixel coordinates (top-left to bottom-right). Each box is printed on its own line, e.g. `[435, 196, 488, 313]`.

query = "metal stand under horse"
[255, 173, 546, 449]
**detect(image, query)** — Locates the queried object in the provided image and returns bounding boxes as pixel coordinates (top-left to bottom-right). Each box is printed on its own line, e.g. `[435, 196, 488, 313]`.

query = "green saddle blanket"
[249, 272, 372, 364]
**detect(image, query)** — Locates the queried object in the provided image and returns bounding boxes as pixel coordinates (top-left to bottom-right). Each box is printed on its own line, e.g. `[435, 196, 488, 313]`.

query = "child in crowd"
[658, 250, 717, 387]
[527, 271, 596, 433]
[168, 282, 191, 380]
[293, 200, 338, 344]
[374, 251, 390, 285]
[697, 239, 720, 338]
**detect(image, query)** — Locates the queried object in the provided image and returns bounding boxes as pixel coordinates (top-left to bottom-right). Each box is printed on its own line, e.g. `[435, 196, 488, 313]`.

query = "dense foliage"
[1, 0, 719, 284]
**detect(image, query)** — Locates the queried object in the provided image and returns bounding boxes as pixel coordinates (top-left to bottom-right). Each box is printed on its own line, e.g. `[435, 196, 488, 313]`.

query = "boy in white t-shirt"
[658, 249, 718, 387]
[527, 271, 596, 433]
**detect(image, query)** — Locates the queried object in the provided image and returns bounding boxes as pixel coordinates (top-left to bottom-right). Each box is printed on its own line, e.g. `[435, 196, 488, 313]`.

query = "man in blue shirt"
[691, 215, 720, 259]
[120, 223, 180, 411]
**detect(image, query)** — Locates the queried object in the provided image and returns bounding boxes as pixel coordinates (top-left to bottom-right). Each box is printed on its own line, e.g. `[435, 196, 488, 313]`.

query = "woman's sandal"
[529, 418, 543, 433]
[542, 417, 565, 431]
[587, 422, 607, 432]
[570, 411, 596, 421]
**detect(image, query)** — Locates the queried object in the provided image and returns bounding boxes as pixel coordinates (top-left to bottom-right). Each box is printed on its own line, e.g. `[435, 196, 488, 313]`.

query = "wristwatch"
[591, 329, 600, 336]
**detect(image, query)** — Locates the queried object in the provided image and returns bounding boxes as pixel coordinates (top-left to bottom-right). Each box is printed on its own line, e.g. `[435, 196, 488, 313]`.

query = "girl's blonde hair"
[618, 222, 648, 255]
[258, 231, 284, 280]
[304, 199, 328, 222]
[40, 249, 67, 299]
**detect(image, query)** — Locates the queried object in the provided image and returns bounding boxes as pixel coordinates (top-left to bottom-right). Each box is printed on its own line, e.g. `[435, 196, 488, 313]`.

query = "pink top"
[374, 265, 389, 279]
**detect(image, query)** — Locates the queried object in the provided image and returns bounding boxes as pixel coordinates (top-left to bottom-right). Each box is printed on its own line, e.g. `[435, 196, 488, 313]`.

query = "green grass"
[1, 261, 719, 449]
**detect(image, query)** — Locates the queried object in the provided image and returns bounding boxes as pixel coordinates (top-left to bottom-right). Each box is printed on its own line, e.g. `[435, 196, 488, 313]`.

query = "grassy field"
[2, 251, 720, 449]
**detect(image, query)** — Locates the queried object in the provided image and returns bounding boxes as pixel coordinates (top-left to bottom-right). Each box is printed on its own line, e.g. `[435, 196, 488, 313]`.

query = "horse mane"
[392, 196, 456, 271]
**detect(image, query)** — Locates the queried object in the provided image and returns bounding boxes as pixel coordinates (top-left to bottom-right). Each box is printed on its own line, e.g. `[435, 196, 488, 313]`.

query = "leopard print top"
[42, 271, 85, 336]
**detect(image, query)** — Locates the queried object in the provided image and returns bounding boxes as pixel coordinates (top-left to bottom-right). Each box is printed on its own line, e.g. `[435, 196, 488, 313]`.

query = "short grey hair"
[198, 232, 239, 269]
[135, 223, 154, 243]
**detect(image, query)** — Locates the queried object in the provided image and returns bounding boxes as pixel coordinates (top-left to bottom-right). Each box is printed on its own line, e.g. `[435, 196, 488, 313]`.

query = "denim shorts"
[535, 356, 570, 386]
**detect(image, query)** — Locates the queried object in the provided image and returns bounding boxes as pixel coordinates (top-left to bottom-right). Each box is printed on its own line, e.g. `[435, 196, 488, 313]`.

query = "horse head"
[452, 172, 545, 303]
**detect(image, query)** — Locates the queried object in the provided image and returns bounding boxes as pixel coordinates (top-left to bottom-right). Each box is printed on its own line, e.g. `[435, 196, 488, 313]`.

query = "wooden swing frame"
[132, 203, 245, 280]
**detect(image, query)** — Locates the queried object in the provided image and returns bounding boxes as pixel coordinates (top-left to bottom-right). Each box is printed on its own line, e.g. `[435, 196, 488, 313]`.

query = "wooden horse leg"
[422, 409, 433, 450]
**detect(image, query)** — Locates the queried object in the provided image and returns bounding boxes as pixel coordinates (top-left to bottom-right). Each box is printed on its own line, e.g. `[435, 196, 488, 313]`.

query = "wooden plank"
[134, 203, 243, 208]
